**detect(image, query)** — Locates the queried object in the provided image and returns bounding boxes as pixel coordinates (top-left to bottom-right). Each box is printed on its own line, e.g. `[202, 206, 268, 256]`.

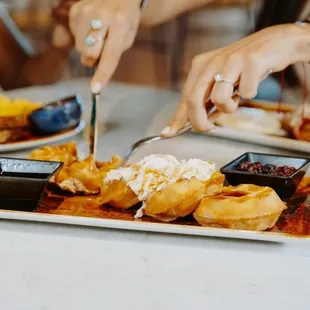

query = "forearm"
[287, 22, 310, 64]
[141, 0, 218, 27]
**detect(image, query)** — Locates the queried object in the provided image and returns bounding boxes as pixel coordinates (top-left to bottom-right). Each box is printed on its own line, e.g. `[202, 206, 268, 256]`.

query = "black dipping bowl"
[0, 157, 62, 212]
[220, 152, 310, 200]
[29, 95, 82, 134]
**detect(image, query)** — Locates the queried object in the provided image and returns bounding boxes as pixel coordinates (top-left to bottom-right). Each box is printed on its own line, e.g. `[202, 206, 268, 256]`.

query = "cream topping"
[104, 154, 216, 202]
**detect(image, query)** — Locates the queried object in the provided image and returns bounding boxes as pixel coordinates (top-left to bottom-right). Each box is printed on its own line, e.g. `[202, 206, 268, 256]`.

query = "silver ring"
[90, 19, 103, 30]
[214, 73, 234, 86]
[84, 35, 103, 46]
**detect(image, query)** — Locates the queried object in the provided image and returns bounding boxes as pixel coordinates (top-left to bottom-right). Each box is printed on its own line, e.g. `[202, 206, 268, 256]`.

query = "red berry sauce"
[237, 161, 296, 177]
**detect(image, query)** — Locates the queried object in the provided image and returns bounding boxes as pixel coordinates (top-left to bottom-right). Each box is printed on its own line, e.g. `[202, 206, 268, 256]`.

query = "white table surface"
[1, 78, 310, 310]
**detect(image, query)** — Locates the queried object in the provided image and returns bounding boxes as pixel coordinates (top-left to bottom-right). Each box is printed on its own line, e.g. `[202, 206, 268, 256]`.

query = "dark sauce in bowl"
[237, 161, 297, 177]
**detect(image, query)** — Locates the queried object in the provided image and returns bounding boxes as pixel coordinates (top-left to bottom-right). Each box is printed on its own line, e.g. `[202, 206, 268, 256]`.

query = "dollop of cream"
[104, 154, 216, 202]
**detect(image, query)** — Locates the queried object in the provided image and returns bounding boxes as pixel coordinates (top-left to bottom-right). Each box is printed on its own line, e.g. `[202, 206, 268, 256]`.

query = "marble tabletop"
[1, 78, 310, 310]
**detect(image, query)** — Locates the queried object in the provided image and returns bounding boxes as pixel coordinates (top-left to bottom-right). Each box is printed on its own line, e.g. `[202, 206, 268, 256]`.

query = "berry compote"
[237, 161, 296, 177]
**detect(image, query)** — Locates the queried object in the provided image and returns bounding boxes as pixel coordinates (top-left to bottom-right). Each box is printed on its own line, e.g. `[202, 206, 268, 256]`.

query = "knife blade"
[89, 67, 99, 157]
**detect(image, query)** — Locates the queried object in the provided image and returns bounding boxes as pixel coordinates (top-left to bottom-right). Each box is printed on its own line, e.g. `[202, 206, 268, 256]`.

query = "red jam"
[237, 161, 297, 177]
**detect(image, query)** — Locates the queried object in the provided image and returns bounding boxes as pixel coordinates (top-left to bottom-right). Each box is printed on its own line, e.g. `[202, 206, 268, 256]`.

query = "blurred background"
[6, 0, 254, 90]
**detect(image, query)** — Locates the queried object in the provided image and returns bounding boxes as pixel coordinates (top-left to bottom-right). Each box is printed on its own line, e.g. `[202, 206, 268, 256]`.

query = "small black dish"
[29, 95, 82, 135]
[0, 157, 62, 212]
[220, 152, 310, 200]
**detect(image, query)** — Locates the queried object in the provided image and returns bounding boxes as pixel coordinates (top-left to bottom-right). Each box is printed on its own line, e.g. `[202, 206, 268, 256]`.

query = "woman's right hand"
[68, 0, 143, 93]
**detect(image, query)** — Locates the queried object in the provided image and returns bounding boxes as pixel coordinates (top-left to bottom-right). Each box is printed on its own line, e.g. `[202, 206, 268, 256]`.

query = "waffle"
[100, 179, 140, 209]
[143, 172, 225, 222]
[194, 184, 286, 231]
[29, 143, 121, 195]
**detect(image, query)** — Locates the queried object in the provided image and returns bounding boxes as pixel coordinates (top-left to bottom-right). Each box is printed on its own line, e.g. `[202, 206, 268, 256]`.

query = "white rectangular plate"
[0, 210, 308, 244]
[207, 126, 310, 153]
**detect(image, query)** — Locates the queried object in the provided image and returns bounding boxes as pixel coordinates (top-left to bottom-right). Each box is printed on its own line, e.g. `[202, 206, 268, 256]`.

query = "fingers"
[160, 25, 293, 136]
[210, 55, 242, 114]
[185, 60, 221, 132]
[69, 2, 136, 93]
[206, 93, 240, 125]
[52, 0, 78, 27]
[76, 15, 105, 55]
[162, 52, 244, 135]
[68, 1, 83, 34]
[52, 24, 73, 48]
[81, 25, 108, 67]
[239, 53, 268, 99]
[91, 25, 126, 93]
[161, 55, 208, 137]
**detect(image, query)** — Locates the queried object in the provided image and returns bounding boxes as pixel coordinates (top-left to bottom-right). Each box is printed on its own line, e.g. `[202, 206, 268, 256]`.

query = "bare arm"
[141, 0, 218, 27]
[0, 7, 72, 90]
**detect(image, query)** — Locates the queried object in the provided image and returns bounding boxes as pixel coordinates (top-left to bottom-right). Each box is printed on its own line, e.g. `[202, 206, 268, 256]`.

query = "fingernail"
[209, 124, 216, 131]
[161, 126, 171, 135]
[91, 82, 101, 94]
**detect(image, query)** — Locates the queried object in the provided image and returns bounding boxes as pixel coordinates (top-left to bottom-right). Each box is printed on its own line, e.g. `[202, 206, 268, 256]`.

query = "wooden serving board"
[37, 177, 310, 238]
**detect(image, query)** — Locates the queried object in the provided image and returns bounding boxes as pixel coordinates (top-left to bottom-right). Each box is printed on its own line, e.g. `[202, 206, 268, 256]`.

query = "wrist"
[290, 22, 310, 63]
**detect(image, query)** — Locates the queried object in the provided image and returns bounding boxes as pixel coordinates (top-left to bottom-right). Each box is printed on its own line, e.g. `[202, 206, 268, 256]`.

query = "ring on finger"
[214, 73, 234, 86]
[90, 19, 103, 30]
[84, 35, 104, 46]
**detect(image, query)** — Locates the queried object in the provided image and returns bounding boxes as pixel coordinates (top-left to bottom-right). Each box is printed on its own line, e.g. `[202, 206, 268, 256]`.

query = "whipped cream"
[104, 154, 216, 202]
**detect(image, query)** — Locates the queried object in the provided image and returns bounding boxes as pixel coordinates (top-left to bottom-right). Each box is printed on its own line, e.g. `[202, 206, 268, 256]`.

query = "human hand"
[68, 0, 142, 93]
[52, 0, 78, 27]
[51, 0, 78, 49]
[161, 23, 310, 136]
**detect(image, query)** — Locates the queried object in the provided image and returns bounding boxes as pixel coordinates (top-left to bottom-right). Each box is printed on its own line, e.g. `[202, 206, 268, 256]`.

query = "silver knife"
[89, 68, 99, 157]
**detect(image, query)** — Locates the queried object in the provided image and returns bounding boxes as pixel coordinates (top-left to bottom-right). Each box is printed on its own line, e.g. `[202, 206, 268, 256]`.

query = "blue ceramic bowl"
[29, 95, 82, 134]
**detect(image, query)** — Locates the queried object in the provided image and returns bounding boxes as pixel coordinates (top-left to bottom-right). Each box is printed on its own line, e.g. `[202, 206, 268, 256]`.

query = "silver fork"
[118, 84, 240, 166]
[119, 106, 218, 167]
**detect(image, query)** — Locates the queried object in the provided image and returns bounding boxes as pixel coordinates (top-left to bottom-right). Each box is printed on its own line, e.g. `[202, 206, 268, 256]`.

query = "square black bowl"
[220, 152, 310, 200]
[0, 157, 63, 212]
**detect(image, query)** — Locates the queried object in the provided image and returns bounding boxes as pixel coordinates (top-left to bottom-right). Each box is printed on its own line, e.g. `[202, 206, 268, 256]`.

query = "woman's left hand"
[161, 23, 310, 136]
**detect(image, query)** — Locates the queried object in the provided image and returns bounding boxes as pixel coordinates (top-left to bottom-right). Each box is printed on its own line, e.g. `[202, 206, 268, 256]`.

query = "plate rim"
[209, 99, 310, 153]
[0, 120, 86, 153]
[0, 209, 308, 244]
[205, 126, 310, 154]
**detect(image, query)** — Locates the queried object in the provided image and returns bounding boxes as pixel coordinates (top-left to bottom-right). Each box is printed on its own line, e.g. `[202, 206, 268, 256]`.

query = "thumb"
[52, 24, 73, 49]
